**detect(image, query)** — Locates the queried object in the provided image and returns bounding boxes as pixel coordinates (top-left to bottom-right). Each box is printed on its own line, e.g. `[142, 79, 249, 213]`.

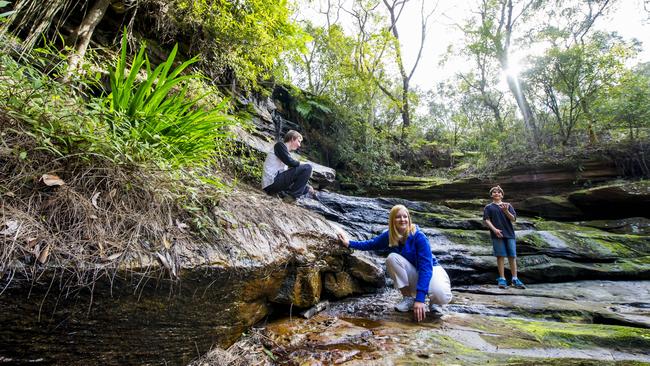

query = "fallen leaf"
[106, 253, 122, 261]
[91, 191, 101, 209]
[41, 174, 65, 186]
[37, 244, 50, 263]
[89, 215, 98, 220]
[26, 237, 38, 248]
[175, 219, 188, 230]
[4, 191, 15, 197]
[162, 235, 172, 249]
[156, 251, 170, 269]
[0, 220, 19, 236]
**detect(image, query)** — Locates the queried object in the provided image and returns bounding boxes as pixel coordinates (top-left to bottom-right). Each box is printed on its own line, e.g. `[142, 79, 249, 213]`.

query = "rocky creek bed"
[232, 281, 650, 365]
[1, 185, 649, 365]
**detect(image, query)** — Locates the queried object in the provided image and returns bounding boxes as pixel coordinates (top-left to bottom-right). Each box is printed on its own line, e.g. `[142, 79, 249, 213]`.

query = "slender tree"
[65, 0, 113, 79]
[474, 0, 538, 139]
[342, 0, 436, 136]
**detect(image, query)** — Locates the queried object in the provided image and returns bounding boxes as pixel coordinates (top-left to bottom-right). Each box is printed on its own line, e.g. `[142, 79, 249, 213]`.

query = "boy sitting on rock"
[261, 130, 314, 203]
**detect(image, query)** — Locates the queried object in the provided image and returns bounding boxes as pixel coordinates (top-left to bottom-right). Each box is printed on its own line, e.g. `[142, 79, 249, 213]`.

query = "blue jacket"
[349, 228, 439, 303]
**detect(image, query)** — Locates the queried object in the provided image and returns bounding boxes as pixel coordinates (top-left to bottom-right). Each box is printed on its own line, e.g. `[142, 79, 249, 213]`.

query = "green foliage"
[0, 52, 108, 160]
[105, 31, 236, 168]
[283, 87, 401, 189]
[523, 32, 639, 145]
[0, 1, 15, 19]
[162, 0, 307, 90]
[295, 98, 332, 119]
[594, 65, 650, 141]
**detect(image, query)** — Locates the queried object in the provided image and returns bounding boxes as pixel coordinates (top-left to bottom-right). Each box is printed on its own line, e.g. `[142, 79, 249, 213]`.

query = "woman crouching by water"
[337, 204, 452, 322]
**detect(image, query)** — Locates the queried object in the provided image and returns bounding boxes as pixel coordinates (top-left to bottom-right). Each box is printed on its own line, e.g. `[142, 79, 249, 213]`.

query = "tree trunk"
[505, 75, 537, 140]
[65, 0, 111, 80]
[400, 82, 410, 134]
[579, 97, 598, 145]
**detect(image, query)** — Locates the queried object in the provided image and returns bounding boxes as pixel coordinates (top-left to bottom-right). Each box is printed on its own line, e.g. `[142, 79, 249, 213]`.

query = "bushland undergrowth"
[0, 31, 247, 293]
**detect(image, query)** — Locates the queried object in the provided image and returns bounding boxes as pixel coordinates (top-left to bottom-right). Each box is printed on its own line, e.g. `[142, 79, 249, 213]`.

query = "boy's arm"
[503, 203, 516, 222]
[274, 142, 300, 168]
[484, 219, 503, 238]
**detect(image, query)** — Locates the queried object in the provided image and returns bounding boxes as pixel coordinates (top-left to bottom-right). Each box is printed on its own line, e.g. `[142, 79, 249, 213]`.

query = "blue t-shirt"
[348, 228, 439, 303]
[482, 202, 516, 239]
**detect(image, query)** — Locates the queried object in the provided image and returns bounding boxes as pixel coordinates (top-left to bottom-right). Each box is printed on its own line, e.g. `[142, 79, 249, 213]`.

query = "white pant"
[386, 252, 453, 305]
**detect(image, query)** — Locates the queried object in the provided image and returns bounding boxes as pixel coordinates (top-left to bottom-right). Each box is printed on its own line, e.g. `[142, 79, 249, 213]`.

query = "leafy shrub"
[105, 31, 236, 169]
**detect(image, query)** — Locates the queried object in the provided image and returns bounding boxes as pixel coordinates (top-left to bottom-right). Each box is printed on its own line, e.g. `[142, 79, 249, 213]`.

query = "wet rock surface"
[300, 191, 650, 285]
[238, 281, 650, 365]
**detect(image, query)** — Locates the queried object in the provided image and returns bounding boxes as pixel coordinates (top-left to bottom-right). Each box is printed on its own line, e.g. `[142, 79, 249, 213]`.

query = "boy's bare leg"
[497, 257, 506, 278]
[508, 257, 518, 278]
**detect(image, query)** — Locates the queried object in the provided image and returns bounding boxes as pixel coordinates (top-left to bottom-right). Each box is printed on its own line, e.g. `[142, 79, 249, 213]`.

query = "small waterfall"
[271, 110, 284, 142]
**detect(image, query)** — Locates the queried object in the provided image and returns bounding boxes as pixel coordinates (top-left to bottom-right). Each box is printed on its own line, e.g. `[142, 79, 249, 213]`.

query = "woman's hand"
[337, 232, 349, 248]
[413, 301, 426, 322]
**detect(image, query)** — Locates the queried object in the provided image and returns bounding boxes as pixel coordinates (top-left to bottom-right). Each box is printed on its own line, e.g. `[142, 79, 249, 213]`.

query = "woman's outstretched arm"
[338, 230, 389, 251]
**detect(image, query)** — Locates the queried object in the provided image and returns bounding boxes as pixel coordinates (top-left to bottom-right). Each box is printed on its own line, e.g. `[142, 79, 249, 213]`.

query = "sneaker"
[282, 194, 296, 204]
[429, 303, 445, 318]
[497, 277, 508, 289]
[394, 296, 415, 312]
[511, 278, 526, 289]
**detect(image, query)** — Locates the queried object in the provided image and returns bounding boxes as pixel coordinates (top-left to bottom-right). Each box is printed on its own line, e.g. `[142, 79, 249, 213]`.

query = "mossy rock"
[492, 317, 650, 352]
[385, 175, 451, 188]
[516, 195, 584, 220]
[517, 254, 650, 282]
[440, 198, 487, 212]
[569, 180, 650, 219]
[517, 230, 650, 260]
[579, 217, 650, 235]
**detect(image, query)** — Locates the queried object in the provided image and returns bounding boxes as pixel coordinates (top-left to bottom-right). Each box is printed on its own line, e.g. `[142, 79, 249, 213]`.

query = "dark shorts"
[492, 238, 517, 257]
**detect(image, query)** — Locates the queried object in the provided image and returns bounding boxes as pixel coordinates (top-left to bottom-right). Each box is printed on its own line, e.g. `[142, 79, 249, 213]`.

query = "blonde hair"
[388, 204, 416, 247]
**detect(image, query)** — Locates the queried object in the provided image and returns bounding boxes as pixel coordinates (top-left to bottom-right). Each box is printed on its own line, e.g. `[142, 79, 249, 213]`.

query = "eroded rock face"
[568, 180, 650, 219]
[516, 195, 583, 220]
[0, 189, 382, 364]
[372, 162, 648, 221]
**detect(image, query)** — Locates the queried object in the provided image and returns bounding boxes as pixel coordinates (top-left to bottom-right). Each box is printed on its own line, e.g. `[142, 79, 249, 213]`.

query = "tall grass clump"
[105, 31, 236, 169]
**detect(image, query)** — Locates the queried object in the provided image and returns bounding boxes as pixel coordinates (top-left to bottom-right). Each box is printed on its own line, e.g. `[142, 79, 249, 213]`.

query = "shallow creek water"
[250, 281, 650, 365]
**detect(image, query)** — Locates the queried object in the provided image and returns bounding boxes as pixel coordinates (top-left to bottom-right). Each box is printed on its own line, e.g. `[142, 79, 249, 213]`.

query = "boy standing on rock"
[483, 185, 526, 289]
[261, 130, 314, 203]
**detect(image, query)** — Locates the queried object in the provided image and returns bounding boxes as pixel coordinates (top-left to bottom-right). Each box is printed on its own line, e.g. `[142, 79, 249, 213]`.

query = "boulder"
[347, 252, 385, 287]
[323, 272, 363, 298]
[273, 265, 322, 307]
[1, 188, 356, 363]
[568, 180, 650, 219]
[516, 195, 584, 221]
